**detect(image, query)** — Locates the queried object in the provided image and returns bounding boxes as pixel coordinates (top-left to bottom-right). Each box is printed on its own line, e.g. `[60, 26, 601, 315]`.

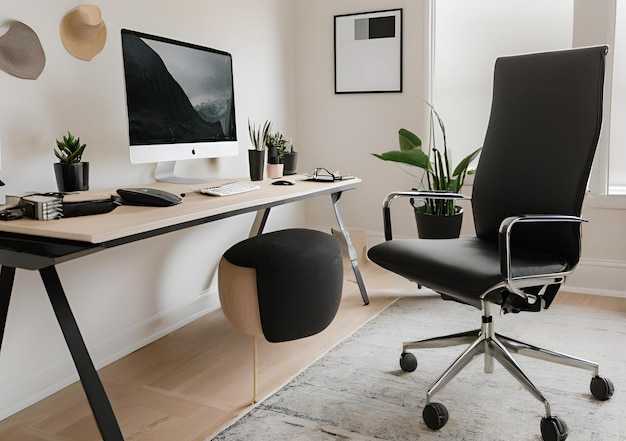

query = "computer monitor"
[120, 29, 238, 183]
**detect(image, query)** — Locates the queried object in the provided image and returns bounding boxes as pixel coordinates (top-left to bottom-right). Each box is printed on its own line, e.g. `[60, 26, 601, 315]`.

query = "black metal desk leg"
[250, 207, 271, 237]
[39, 266, 124, 441]
[331, 192, 369, 305]
[0, 266, 16, 350]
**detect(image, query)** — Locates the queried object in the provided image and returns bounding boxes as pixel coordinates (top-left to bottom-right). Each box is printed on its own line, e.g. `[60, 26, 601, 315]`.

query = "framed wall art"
[334, 8, 403, 94]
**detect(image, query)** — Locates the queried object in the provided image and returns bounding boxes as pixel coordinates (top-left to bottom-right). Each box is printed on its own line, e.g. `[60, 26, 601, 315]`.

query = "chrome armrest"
[382, 190, 470, 240]
[497, 214, 587, 302]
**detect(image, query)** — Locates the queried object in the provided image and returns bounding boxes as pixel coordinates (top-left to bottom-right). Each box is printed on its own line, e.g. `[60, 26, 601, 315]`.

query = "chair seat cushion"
[222, 228, 343, 342]
[367, 237, 569, 309]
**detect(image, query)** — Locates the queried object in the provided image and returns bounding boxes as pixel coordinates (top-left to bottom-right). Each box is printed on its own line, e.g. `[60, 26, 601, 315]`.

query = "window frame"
[575, 0, 626, 207]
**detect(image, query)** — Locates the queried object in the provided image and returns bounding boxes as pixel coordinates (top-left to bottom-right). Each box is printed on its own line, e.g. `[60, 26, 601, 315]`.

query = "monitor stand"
[154, 161, 209, 185]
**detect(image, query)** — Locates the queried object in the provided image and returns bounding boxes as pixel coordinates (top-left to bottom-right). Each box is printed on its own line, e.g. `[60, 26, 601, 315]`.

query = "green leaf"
[447, 176, 461, 193]
[398, 128, 422, 151]
[248, 119, 272, 150]
[433, 149, 447, 189]
[452, 147, 482, 177]
[372, 149, 431, 170]
[68, 143, 86, 162]
[54, 149, 69, 163]
[64, 132, 77, 147]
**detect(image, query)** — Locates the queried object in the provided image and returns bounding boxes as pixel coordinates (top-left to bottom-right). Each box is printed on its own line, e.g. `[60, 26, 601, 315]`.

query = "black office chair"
[368, 46, 613, 441]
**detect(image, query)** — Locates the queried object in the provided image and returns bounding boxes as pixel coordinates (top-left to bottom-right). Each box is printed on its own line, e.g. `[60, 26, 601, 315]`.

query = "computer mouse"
[271, 179, 296, 186]
[116, 188, 182, 207]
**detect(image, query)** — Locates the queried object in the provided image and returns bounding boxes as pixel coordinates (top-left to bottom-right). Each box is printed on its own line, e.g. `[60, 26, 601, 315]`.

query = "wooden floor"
[0, 259, 416, 441]
[0, 256, 623, 441]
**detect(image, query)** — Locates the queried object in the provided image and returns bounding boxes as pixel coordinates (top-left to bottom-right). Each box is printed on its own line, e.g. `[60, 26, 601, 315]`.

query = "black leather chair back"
[471, 46, 607, 266]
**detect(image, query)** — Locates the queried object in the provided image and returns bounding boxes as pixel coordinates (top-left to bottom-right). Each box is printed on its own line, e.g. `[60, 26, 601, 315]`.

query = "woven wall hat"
[60, 5, 107, 60]
[0, 21, 46, 80]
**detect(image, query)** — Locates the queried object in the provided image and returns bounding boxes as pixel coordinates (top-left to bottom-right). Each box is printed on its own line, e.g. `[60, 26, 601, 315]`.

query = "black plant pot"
[282, 152, 298, 175]
[414, 207, 463, 239]
[248, 149, 265, 181]
[267, 146, 279, 164]
[54, 162, 89, 192]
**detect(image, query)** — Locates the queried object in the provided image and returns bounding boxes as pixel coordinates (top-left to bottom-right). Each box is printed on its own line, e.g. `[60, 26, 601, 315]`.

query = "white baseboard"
[0, 288, 221, 421]
[563, 258, 626, 298]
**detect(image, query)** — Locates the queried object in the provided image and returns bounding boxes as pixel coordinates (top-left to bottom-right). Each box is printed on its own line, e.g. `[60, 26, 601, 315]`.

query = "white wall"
[2, 0, 625, 423]
[0, 0, 304, 420]
[295, 0, 432, 238]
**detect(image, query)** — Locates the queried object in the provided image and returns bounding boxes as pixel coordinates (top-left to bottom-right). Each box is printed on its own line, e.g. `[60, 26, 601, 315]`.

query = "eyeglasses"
[311, 168, 355, 182]
[313, 167, 339, 182]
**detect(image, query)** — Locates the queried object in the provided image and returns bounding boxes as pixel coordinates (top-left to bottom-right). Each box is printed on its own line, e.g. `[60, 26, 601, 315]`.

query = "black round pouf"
[222, 228, 344, 342]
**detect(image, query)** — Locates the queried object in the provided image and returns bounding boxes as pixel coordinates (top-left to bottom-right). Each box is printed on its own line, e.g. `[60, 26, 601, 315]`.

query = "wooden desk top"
[0, 175, 360, 245]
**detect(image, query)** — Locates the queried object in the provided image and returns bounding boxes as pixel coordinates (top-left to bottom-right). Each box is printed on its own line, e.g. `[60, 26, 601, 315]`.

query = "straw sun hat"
[60, 5, 107, 61]
[0, 21, 46, 80]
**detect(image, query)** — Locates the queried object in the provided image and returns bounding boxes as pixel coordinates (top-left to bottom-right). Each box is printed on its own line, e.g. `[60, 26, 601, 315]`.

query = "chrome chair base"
[401, 303, 601, 418]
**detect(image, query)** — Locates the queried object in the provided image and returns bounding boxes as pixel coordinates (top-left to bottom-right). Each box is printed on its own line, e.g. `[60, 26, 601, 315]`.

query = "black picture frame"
[334, 8, 403, 94]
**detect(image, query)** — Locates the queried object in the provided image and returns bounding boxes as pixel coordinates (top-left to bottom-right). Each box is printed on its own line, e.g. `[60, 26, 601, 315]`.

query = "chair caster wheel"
[423, 402, 448, 430]
[590, 376, 614, 401]
[540, 415, 568, 441]
[399, 352, 417, 372]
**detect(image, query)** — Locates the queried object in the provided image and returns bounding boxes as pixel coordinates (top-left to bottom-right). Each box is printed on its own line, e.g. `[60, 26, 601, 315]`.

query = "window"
[609, 2, 626, 194]
[432, 1, 626, 200]
[430, 0, 574, 174]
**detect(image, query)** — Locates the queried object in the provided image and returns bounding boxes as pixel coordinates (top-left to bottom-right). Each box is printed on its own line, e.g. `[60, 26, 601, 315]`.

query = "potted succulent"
[54, 131, 89, 192]
[266, 129, 287, 162]
[248, 119, 272, 181]
[266, 129, 287, 178]
[266, 126, 299, 176]
[372, 103, 481, 238]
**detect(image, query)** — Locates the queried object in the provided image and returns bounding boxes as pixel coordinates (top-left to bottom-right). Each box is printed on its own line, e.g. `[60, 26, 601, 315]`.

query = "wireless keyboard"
[198, 181, 261, 197]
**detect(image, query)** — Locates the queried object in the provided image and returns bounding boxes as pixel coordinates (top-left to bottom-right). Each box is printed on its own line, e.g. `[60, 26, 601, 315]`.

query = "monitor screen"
[120, 29, 238, 181]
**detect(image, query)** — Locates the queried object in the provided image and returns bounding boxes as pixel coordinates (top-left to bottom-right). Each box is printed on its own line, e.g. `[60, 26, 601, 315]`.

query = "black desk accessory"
[271, 179, 295, 186]
[116, 188, 182, 207]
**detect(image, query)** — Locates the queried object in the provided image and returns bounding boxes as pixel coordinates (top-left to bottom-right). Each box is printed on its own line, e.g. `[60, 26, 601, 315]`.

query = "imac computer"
[120, 29, 238, 183]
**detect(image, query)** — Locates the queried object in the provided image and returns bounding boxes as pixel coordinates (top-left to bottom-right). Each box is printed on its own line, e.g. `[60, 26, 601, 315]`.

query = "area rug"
[209, 292, 626, 440]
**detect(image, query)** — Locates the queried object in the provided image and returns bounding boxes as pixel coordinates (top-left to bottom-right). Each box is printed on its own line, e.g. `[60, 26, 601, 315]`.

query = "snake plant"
[373, 102, 482, 216]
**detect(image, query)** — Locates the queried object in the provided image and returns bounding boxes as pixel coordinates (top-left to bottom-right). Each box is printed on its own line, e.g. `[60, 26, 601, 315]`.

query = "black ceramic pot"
[414, 207, 463, 239]
[248, 150, 265, 181]
[54, 162, 89, 192]
[282, 152, 298, 175]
